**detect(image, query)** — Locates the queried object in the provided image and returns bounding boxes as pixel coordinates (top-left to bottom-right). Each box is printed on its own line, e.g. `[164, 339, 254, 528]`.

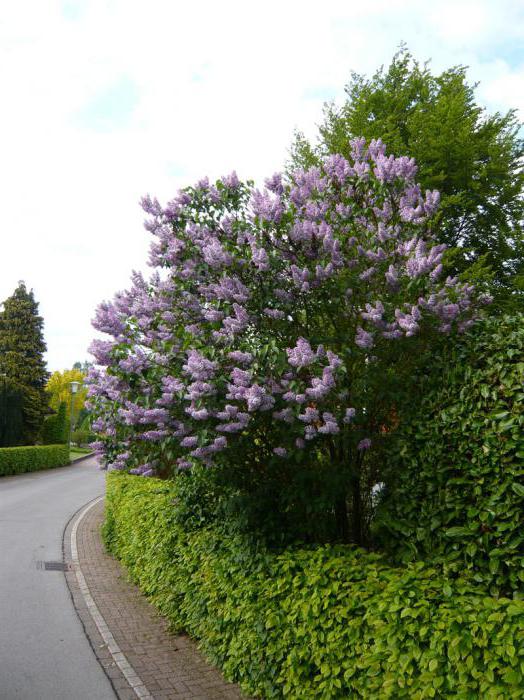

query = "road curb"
[69, 452, 96, 465]
[63, 497, 152, 699]
[62, 495, 246, 699]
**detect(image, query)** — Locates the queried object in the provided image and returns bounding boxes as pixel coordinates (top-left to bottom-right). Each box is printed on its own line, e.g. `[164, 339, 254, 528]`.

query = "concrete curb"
[69, 452, 96, 465]
[70, 498, 152, 698]
[63, 496, 246, 699]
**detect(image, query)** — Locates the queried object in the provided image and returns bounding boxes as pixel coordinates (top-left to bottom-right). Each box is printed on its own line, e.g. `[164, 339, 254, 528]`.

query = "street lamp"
[69, 381, 81, 453]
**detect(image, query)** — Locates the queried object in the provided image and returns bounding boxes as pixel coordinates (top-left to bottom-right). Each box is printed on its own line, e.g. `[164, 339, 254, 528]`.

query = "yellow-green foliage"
[0, 444, 70, 476]
[104, 473, 524, 699]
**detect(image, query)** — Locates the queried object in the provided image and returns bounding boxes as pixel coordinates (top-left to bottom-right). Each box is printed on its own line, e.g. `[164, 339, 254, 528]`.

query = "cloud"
[74, 76, 139, 131]
[0, 0, 521, 371]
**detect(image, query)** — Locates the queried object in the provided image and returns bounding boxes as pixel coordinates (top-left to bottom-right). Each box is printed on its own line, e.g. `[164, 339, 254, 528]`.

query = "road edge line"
[70, 496, 153, 699]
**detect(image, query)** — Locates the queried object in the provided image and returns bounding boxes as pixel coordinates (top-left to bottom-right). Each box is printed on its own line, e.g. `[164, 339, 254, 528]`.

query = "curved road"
[0, 458, 115, 699]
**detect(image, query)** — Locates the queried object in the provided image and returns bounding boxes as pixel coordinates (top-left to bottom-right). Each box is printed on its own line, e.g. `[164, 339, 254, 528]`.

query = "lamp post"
[69, 381, 81, 453]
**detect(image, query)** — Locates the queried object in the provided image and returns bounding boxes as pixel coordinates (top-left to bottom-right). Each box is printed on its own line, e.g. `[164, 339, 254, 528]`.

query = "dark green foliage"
[375, 315, 524, 593]
[171, 458, 359, 547]
[73, 413, 95, 446]
[0, 444, 70, 476]
[104, 473, 524, 699]
[41, 402, 68, 445]
[0, 282, 48, 443]
[290, 48, 524, 299]
[71, 428, 94, 446]
[0, 379, 24, 446]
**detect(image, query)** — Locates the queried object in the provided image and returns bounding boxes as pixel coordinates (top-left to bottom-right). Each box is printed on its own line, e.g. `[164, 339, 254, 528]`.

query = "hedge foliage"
[375, 315, 524, 593]
[104, 473, 524, 699]
[41, 402, 69, 445]
[0, 444, 70, 476]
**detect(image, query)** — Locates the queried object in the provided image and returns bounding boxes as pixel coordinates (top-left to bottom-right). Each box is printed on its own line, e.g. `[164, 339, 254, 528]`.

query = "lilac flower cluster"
[87, 137, 486, 477]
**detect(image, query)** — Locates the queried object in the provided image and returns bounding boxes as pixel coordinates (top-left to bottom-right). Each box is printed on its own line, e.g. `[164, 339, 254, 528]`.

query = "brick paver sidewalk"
[64, 499, 246, 700]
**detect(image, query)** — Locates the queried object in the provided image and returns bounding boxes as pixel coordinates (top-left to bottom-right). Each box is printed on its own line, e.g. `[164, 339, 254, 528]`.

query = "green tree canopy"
[0, 282, 48, 443]
[290, 48, 524, 301]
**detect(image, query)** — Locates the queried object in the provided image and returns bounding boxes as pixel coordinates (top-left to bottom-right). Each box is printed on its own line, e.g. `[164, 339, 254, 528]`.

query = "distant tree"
[290, 47, 524, 302]
[0, 282, 48, 443]
[41, 401, 68, 445]
[73, 360, 93, 373]
[46, 368, 87, 414]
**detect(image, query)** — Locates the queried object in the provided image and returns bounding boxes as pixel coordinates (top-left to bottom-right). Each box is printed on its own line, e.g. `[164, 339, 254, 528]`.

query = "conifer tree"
[0, 282, 48, 443]
[0, 379, 24, 447]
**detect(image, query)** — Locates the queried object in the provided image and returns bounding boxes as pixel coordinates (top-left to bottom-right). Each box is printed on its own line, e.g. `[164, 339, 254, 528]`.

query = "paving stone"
[64, 498, 247, 699]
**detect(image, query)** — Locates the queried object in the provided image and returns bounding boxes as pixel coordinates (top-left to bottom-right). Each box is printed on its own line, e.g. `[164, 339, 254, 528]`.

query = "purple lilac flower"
[180, 436, 199, 448]
[318, 413, 339, 434]
[287, 337, 316, 368]
[298, 407, 319, 424]
[264, 308, 286, 320]
[251, 189, 284, 223]
[343, 408, 356, 424]
[264, 172, 284, 195]
[228, 350, 253, 365]
[273, 447, 287, 457]
[183, 350, 217, 380]
[202, 238, 232, 268]
[221, 171, 240, 189]
[355, 327, 374, 349]
[273, 408, 294, 423]
[245, 385, 275, 412]
[185, 405, 209, 420]
[358, 438, 372, 451]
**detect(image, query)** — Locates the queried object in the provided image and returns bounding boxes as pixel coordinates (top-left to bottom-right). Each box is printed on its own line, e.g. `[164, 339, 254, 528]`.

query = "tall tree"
[0, 378, 24, 447]
[46, 368, 87, 413]
[290, 47, 524, 302]
[0, 282, 48, 443]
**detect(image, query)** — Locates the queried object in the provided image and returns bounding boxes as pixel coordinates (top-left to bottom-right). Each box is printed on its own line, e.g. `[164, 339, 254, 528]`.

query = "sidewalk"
[63, 498, 246, 700]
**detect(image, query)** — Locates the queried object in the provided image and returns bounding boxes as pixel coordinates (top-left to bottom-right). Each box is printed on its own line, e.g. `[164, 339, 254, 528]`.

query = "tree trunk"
[335, 495, 349, 542]
[351, 473, 363, 546]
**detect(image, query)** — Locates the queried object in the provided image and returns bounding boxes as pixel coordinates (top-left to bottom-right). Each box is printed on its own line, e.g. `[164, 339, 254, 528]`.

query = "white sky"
[0, 0, 522, 371]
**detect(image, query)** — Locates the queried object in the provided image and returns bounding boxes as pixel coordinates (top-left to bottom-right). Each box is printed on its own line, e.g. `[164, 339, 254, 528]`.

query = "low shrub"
[375, 315, 524, 593]
[0, 444, 70, 476]
[104, 473, 524, 699]
[72, 429, 95, 447]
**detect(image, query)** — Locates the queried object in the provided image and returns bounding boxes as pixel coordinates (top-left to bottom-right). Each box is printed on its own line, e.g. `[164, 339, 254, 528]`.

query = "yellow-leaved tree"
[46, 368, 87, 415]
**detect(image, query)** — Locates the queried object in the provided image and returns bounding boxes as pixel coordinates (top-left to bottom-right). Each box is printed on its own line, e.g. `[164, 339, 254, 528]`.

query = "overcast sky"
[1, 0, 522, 372]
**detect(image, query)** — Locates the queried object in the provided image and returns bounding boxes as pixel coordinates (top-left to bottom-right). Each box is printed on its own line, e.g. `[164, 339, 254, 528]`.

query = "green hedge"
[0, 444, 70, 476]
[41, 402, 69, 445]
[104, 473, 524, 699]
[375, 315, 524, 593]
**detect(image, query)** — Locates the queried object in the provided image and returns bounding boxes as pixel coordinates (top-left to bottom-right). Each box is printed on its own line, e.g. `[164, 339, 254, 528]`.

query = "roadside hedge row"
[376, 315, 524, 593]
[0, 444, 70, 476]
[104, 473, 524, 699]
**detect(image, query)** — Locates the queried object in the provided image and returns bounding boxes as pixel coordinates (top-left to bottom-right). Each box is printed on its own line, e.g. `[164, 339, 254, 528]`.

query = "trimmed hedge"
[0, 444, 70, 476]
[104, 473, 524, 699]
[375, 315, 524, 593]
[41, 402, 69, 445]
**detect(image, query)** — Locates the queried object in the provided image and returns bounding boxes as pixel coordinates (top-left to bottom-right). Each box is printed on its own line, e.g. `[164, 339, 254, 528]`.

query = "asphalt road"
[0, 458, 116, 700]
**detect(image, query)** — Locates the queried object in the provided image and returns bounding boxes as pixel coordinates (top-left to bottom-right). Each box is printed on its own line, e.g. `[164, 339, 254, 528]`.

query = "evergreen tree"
[290, 47, 524, 303]
[0, 282, 48, 444]
[0, 378, 24, 446]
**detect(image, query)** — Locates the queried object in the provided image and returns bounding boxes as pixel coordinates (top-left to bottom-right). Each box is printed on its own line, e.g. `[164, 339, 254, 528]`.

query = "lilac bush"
[88, 138, 489, 542]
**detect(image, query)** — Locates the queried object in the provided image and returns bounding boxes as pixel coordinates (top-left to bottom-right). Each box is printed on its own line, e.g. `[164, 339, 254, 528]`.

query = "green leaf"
[445, 527, 470, 537]
[511, 483, 524, 497]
